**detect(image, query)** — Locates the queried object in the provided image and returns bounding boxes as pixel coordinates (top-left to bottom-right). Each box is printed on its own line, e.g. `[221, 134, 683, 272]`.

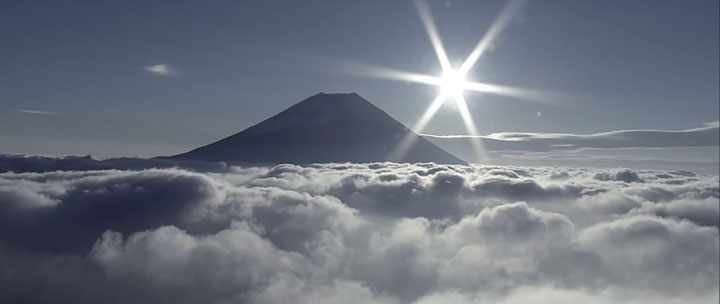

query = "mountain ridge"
[171, 93, 467, 165]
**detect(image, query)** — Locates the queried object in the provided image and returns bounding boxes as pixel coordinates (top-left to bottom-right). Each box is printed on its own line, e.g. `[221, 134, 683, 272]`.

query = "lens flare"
[439, 70, 467, 97]
[389, 93, 448, 161]
[340, 0, 561, 163]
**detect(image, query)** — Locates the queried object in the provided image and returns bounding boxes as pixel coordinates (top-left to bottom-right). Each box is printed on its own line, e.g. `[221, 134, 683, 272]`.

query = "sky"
[1, 0, 718, 159]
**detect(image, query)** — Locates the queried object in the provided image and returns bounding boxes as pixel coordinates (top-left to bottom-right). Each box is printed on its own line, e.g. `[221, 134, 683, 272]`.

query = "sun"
[387, 0, 533, 162]
[439, 69, 467, 97]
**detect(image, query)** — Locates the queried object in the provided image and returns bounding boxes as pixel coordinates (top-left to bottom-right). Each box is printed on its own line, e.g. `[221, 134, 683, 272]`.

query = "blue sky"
[1, 0, 718, 157]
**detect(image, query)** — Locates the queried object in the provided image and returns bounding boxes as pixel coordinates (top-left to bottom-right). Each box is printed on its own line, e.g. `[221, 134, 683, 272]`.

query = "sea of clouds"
[0, 156, 718, 303]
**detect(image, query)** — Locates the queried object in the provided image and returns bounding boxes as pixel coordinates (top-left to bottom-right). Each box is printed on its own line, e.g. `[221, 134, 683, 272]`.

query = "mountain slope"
[171, 93, 466, 165]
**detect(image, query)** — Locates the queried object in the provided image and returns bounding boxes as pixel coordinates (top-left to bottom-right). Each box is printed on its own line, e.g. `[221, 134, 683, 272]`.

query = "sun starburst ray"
[459, 0, 528, 74]
[414, 0, 452, 72]
[389, 93, 448, 161]
[453, 94, 488, 162]
[463, 81, 565, 105]
[334, 60, 444, 86]
[368, 68, 441, 86]
[363, 0, 543, 164]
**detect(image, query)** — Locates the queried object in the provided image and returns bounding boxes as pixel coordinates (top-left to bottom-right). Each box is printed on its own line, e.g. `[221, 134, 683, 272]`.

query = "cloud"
[0, 168, 222, 253]
[593, 169, 642, 183]
[425, 122, 719, 150]
[631, 198, 720, 227]
[425, 123, 720, 172]
[578, 215, 719, 293]
[0, 157, 717, 303]
[17, 109, 61, 115]
[0, 154, 230, 173]
[144, 64, 179, 76]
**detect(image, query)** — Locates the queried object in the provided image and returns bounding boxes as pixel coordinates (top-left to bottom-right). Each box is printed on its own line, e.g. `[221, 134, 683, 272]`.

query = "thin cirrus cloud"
[424, 122, 720, 172]
[17, 109, 61, 115]
[424, 121, 720, 151]
[143, 64, 179, 76]
[0, 156, 717, 304]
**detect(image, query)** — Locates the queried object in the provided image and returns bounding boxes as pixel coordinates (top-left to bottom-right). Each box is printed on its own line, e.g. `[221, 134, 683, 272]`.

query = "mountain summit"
[171, 93, 466, 165]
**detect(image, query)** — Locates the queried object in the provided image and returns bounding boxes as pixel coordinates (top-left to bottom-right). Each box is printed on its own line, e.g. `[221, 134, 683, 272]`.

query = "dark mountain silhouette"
[171, 93, 466, 165]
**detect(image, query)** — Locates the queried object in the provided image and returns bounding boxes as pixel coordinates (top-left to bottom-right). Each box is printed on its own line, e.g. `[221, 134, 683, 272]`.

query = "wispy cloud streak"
[144, 64, 179, 76]
[17, 109, 61, 115]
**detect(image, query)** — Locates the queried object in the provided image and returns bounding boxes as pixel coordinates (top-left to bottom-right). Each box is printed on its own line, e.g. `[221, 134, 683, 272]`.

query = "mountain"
[171, 93, 466, 165]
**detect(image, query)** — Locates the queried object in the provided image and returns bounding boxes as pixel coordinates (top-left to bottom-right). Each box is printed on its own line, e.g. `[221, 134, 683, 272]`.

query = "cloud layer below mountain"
[0, 157, 718, 303]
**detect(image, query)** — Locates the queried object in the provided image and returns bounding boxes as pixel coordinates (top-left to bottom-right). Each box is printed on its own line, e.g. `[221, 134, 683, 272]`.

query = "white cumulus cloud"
[0, 156, 717, 303]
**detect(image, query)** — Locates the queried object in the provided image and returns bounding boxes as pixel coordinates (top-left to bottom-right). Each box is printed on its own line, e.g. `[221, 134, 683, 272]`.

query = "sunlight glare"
[454, 94, 488, 162]
[459, 0, 529, 74]
[463, 81, 565, 105]
[415, 0, 452, 71]
[382, 0, 540, 163]
[389, 93, 448, 161]
[439, 69, 467, 97]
